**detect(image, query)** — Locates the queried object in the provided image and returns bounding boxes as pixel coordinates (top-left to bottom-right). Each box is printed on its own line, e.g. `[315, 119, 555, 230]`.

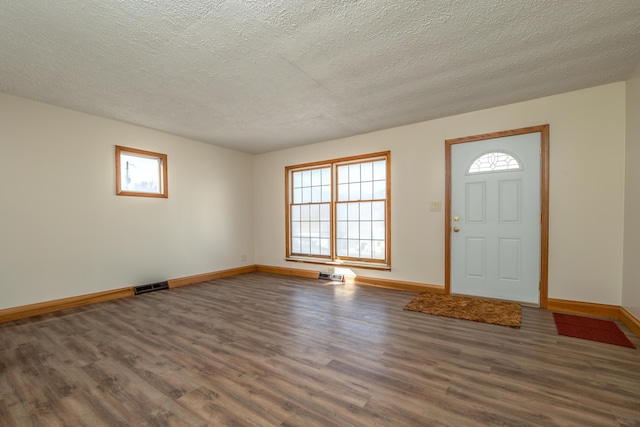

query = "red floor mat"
[553, 312, 635, 349]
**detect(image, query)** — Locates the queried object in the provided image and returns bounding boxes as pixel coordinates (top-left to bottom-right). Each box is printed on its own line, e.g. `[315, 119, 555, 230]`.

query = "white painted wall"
[255, 83, 626, 306]
[623, 63, 640, 319]
[0, 93, 254, 310]
[0, 82, 629, 311]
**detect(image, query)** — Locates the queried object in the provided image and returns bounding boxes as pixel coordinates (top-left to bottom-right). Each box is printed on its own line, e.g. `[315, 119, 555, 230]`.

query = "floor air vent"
[134, 281, 169, 295]
[318, 272, 344, 282]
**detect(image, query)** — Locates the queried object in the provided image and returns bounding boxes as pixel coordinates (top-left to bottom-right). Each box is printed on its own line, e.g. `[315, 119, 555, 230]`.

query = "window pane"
[302, 187, 311, 203]
[338, 184, 349, 201]
[348, 221, 359, 239]
[361, 162, 373, 181]
[372, 221, 385, 239]
[293, 188, 302, 204]
[372, 201, 385, 220]
[373, 180, 386, 199]
[302, 170, 312, 186]
[373, 160, 386, 180]
[301, 238, 311, 254]
[310, 222, 320, 237]
[320, 221, 330, 238]
[336, 203, 347, 221]
[360, 202, 371, 220]
[360, 222, 372, 239]
[349, 183, 360, 201]
[311, 238, 320, 254]
[348, 202, 359, 220]
[300, 205, 310, 221]
[338, 165, 349, 184]
[312, 169, 322, 186]
[321, 185, 331, 203]
[360, 241, 372, 259]
[372, 241, 385, 260]
[291, 221, 301, 237]
[337, 239, 348, 256]
[348, 240, 360, 257]
[309, 204, 320, 221]
[349, 164, 360, 183]
[291, 205, 301, 221]
[337, 221, 348, 238]
[320, 239, 331, 256]
[293, 171, 302, 188]
[311, 186, 321, 203]
[322, 167, 331, 185]
[361, 181, 373, 200]
[320, 204, 330, 221]
[301, 222, 310, 237]
[292, 237, 301, 253]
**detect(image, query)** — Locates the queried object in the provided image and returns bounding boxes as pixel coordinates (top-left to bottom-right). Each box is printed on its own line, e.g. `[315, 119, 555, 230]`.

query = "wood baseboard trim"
[5, 266, 638, 341]
[547, 298, 620, 319]
[620, 307, 640, 337]
[0, 287, 134, 324]
[547, 299, 640, 338]
[353, 276, 444, 293]
[256, 265, 320, 279]
[0, 265, 258, 324]
[254, 265, 441, 292]
[168, 265, 258, 288]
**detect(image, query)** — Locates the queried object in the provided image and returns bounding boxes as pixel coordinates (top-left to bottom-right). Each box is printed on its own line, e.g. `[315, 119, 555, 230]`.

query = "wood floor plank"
[1, 272, 640, 426]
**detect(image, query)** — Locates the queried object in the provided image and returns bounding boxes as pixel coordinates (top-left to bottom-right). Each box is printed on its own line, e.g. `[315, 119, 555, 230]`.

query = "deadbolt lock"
[453, 216, 460, 222]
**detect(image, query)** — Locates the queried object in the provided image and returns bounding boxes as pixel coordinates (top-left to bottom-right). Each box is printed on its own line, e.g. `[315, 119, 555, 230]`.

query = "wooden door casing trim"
[445, 125, 550, 308]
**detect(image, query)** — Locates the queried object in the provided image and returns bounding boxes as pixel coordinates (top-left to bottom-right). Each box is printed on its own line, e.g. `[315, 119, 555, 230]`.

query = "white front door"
[450, 132, 541, 304]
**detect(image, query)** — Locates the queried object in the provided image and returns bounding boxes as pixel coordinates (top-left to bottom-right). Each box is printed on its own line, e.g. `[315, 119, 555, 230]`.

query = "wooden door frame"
[444, 125, 550, 308]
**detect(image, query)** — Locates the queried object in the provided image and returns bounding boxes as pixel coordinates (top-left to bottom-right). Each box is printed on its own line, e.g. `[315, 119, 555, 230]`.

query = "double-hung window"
[285, 151, 390, 269]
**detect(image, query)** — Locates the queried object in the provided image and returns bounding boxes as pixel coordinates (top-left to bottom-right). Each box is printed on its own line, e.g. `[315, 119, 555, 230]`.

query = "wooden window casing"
[116, 146, 168, 198]
[285, 151, 391, 270]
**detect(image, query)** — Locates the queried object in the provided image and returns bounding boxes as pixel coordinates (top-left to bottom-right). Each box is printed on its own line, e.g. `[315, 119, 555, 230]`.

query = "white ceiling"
[1, 1, 639, 154]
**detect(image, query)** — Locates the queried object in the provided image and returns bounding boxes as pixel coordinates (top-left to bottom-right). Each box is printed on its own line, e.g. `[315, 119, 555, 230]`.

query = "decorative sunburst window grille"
[468, 151, 522, 174]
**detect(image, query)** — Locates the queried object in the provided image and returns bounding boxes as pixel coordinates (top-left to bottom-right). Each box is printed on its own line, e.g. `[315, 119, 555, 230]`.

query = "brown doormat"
[404, 292, 521, 328]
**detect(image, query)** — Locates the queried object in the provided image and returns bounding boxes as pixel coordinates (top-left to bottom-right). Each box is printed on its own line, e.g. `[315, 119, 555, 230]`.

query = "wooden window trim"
[115, 146, 168, 198]
[285, 151, 391, 270]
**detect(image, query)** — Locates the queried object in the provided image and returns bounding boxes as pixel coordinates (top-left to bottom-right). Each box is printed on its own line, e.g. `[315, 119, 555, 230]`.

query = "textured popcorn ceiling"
[1, 1, 639, 153]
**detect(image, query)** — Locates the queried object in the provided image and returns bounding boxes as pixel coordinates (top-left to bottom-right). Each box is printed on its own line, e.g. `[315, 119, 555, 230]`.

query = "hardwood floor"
[1, 272, 639, 426]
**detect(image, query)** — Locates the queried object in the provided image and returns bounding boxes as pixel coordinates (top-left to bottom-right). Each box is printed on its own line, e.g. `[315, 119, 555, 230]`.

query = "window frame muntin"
[285, 151, 391, 270]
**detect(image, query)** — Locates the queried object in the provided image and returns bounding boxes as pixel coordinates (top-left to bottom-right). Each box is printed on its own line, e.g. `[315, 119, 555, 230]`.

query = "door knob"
[453, 227, 460, 232]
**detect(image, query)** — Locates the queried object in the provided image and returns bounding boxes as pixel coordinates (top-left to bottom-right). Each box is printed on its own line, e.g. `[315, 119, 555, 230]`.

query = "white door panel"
[451, 133, 540, 304]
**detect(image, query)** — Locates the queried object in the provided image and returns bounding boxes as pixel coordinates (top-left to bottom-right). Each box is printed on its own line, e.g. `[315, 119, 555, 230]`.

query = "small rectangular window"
[285, 151, 390, 269]
[116, 146, 168, 198]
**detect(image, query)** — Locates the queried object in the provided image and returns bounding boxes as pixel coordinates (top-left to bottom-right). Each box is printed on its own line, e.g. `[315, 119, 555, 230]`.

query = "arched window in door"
[467, 151, 522, 175]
